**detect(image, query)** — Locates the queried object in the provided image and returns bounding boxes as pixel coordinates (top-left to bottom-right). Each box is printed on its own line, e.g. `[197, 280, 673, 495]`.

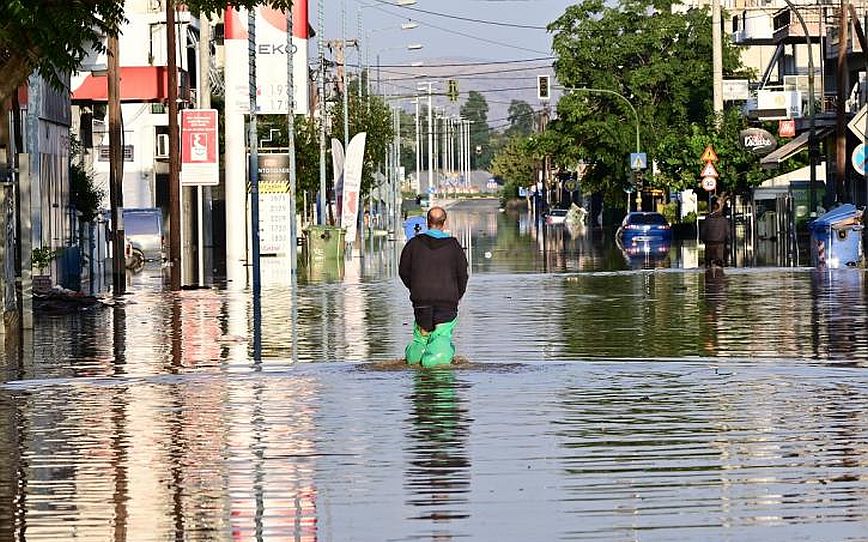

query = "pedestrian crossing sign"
[630, 152, 647, 170]
[701, 161, 719, 178]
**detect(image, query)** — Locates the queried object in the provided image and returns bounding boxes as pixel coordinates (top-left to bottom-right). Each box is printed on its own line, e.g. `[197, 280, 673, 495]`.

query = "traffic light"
[537, 75, 550, 101]
[447, 79, 458, 102]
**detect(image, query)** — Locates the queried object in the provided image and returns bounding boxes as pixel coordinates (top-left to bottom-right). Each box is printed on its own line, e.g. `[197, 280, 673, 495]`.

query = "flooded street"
[3, 199, 868, 540]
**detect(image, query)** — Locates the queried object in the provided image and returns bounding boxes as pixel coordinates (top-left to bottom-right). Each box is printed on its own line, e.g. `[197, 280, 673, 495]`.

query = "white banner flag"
[331, 138, 345, 223]
[341, 133, 367, 243]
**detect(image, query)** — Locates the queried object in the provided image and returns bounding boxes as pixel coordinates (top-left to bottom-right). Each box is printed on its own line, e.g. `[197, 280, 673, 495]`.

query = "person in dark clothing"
[399, 206, 468, 367]
[702, 199, 731, 267]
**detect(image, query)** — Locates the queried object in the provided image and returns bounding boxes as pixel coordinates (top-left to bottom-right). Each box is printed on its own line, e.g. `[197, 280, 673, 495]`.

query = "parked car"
[617, 212, 672, 243]
[123, 208, 164, 261]
[545, 208, 569, 225]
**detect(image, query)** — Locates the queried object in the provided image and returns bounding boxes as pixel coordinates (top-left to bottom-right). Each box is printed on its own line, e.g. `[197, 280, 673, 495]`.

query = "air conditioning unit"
[155, 134, 169, 159]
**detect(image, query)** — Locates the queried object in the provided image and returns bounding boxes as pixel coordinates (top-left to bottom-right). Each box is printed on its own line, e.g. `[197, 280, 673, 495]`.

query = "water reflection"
[405, 369, 471, 530]
[4, 199, 868, 539]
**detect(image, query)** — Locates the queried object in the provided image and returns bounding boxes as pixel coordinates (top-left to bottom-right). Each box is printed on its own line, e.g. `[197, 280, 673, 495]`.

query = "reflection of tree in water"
[405, 369, 472, 528]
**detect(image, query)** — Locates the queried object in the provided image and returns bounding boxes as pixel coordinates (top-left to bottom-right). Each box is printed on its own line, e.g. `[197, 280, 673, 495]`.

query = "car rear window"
[629, 213, 667, 225]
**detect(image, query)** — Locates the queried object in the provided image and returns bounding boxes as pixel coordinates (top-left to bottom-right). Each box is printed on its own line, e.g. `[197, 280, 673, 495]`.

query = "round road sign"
[701, 176, 717, 192]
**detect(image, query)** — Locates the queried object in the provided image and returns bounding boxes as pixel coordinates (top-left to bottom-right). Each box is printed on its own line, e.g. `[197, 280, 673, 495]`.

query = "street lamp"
[358, 0, 420, 96]
[376, 43, 424, 93]
[778, 0, 817, 217]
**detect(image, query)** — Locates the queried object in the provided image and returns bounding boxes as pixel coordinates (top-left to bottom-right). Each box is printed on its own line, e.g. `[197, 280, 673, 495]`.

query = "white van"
[123, 208, 164, 261]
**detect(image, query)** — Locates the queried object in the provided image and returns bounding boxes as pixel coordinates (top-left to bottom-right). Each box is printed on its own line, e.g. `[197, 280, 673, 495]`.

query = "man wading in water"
[399, 206, 468, 367]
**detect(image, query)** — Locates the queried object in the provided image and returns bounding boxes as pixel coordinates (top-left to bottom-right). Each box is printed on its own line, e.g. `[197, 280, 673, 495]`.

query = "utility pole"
[427, 83, 433, 193]
[712, 0, 724, 117]
[318, 0, 327, 224]
[342, 2, 350, 158]
[287, 2, 298, 275]
[197, 13, 211, 287]
[415, 96, 420, 192]
[836, 0, 850, 202]
[107, 32, 125, 296]
[248, 10, 261, 291]
[166, 0, 181, 291]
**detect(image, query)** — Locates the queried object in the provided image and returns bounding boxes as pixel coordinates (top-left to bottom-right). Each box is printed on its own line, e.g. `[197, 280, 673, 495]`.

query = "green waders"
[405, 318, 458, 368]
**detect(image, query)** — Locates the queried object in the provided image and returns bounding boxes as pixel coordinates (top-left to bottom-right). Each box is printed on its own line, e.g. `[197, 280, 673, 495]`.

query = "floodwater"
[3, 198, 868, 541]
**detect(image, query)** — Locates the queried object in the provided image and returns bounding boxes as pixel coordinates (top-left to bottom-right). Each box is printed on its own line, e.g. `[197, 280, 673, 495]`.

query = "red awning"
[71, 66, 169, 103]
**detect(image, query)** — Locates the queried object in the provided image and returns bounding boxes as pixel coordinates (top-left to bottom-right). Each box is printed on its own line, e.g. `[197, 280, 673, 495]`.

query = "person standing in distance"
[701, 197, 731, 268]
[399, 206, 468, 367]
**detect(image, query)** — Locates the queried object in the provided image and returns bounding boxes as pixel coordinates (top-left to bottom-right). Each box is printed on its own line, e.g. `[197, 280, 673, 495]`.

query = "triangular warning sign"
[701, 145, 718, 162]
[701, 161, 719, 178]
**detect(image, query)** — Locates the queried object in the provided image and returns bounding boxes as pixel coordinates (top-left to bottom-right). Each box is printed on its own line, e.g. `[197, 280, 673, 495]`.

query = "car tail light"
[625, 224, 641, 230]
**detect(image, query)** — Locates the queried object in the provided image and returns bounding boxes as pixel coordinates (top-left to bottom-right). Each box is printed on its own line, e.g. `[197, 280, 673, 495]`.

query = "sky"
[315, 0, 576, 121]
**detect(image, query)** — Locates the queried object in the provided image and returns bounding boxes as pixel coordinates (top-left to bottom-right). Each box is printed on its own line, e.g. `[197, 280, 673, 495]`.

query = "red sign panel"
[779, 119, 796, 138]
[181, 109, 219, 186]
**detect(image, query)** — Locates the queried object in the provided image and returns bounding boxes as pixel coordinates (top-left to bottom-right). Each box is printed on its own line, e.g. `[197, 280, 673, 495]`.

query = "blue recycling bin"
[404, 216, 427, 240]
[809, 204, 864, 268]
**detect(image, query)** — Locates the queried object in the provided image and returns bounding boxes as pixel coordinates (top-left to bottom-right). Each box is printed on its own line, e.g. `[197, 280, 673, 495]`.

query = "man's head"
[427, 206, 447, 229]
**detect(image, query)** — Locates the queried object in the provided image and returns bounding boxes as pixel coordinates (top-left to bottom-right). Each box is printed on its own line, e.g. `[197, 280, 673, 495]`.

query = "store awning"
[71, 66, 170, 103]
[761, 127, 833, 169]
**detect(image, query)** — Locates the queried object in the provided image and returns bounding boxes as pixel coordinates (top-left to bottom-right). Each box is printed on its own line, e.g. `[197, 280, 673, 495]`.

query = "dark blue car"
[617, 212, 672, 243]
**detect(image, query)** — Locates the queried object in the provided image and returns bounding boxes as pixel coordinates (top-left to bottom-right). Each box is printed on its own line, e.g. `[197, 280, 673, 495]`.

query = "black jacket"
[702, 212, 731, 244]
[399, 234, 468, 309]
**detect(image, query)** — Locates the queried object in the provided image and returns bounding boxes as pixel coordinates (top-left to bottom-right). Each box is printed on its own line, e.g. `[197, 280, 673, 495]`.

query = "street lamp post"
[779, 0, 817, 217]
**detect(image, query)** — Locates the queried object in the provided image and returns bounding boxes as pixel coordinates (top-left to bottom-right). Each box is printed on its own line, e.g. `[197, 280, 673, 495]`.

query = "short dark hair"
[427, 206, 447, 228]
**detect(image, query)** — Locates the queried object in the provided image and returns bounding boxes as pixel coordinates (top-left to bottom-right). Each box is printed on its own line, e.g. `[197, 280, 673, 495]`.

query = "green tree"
[258, 78, 394, 205]
[491, 136, 536, 204]
[256, 115, 320, 201]
[460, 91, 492, 170]
[656, 107, 804, 195]
[548, 0, 747, 201]
[505, 100, 535, 138]
[330, 79, 395, 195]
[0, 0, 292, 103]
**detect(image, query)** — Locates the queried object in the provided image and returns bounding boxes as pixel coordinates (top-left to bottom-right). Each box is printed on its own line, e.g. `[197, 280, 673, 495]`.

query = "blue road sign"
[852, 143, 867, 176]
[630, 152, 647, 170]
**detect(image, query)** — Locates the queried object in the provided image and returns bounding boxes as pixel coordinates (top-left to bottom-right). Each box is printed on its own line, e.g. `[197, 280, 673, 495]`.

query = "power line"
[370, 0, 548, 30]
[376, 56, 555, 68]
[359, 1, 552, 56]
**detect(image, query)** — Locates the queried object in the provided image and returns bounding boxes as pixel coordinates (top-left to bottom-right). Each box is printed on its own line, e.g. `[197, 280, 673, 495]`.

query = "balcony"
[731, 9, 775, 45]
[772, 6, 823, 44]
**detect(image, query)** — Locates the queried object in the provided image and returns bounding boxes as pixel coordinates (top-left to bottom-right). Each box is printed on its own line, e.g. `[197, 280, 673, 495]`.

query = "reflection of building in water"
[337, 256, 370, 361]
[405, 370, 471, 532]
[229, 379, 319, 541]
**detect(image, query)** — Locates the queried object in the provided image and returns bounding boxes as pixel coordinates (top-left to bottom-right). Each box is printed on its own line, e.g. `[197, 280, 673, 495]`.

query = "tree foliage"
[547, 0, 748, 201]
[656, 107, 805, 195]
[491, 137, 536, 202]
[505, 100, 535, 139]
[460, 91, 492, 170]
[329, 80, 395, 195]
[0, 0, 292, 103]
[257, 79, 394, 203]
